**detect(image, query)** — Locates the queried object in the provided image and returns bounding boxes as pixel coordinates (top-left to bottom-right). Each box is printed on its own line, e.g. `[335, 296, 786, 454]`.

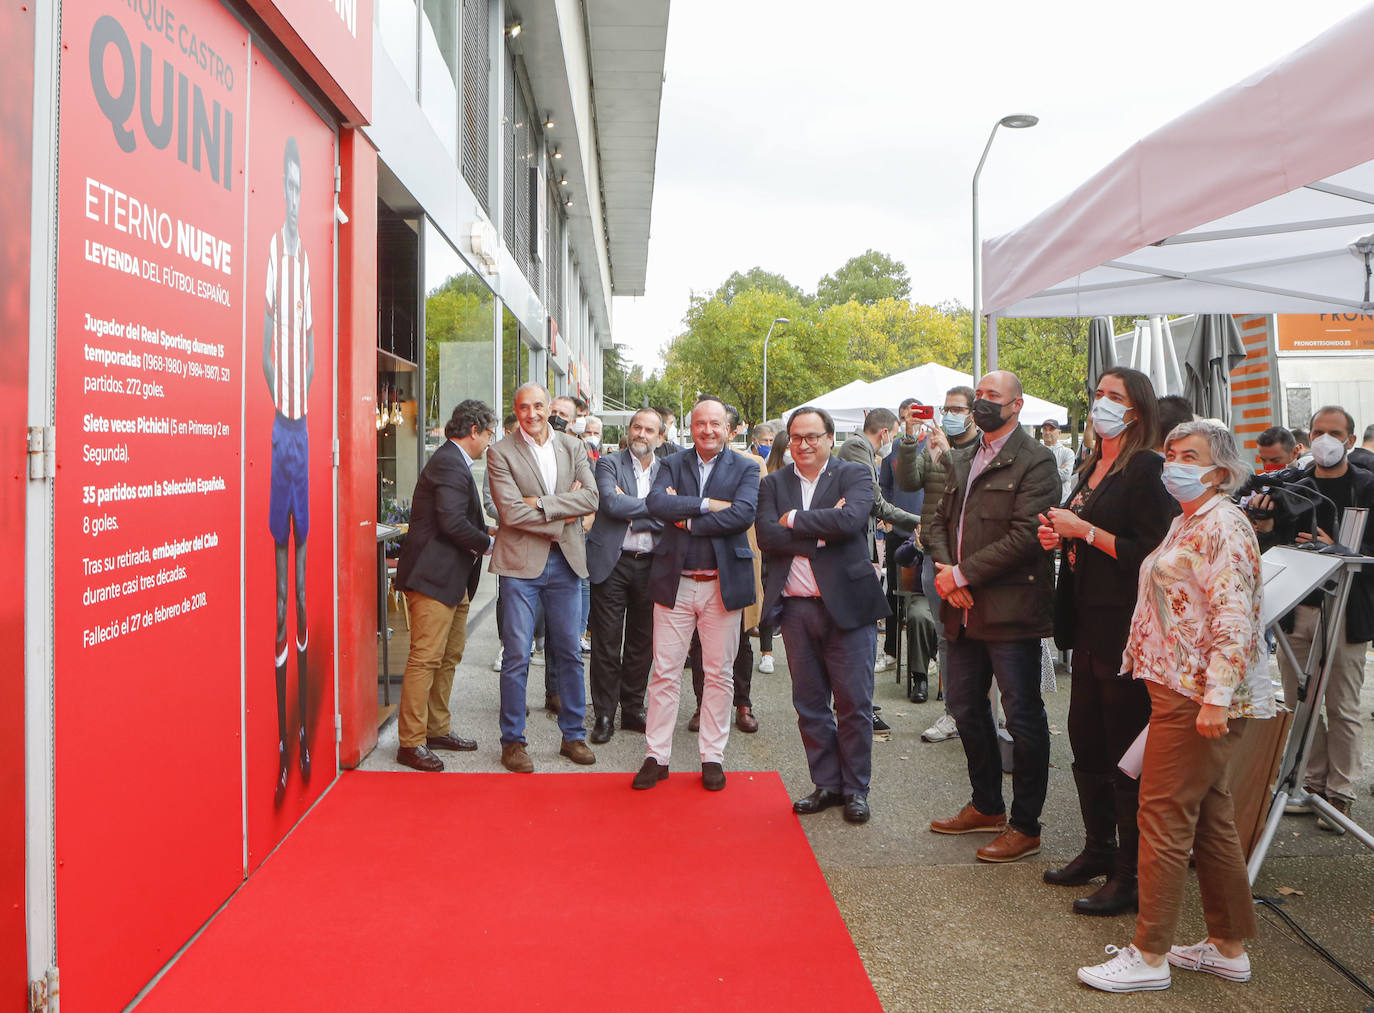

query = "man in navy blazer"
[631, 396, 758, 792]
[392, 399, 497, 772]
[585, 408, 665, 743]
[757, 406, 890, 823]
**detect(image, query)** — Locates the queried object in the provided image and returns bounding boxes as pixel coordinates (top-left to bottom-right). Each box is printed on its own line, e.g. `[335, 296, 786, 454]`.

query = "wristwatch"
[536, 497, 544, 512]
[1085, 525, 1096, 546]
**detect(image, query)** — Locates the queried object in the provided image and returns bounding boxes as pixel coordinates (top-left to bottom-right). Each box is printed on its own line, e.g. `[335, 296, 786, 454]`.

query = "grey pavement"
[362, 580, 1374, 1011]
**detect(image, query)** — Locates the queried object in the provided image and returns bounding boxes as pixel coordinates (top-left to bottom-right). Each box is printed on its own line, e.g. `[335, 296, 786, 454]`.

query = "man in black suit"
[585, 408, 664, 742]
[757, 407, 890, 823]
[392, 399, 497, 772]
[632, 396, 759, 792]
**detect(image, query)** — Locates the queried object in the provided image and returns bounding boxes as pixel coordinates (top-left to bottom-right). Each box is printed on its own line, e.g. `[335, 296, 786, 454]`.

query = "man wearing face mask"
[896, 386, 981, 740]
[926, 371, 1060, 864]
[582, 415, 603, 461]
[838, 408, 923, 565]
[1260, 405, 1374, 830]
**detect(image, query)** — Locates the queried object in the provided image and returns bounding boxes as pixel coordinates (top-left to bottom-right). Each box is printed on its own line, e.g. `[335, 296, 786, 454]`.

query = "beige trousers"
[1276, 603, 1369, 803]
[1134, 681, 1255, 955]
[397, 591, 470, 748]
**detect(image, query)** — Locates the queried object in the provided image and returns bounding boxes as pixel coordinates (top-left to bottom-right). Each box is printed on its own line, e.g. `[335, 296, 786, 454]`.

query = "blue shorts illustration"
[269, 414, 310, 545]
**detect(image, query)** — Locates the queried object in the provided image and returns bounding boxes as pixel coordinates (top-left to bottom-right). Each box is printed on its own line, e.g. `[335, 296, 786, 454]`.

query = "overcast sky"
[609, 0, 1371, 373]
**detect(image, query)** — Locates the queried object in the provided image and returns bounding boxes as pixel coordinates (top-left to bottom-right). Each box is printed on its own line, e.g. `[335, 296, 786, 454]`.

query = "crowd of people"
[388, 370, 1374, 995]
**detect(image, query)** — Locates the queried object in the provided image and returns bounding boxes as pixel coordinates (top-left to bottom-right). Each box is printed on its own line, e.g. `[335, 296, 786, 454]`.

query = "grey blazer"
[486, 428, 598, 578]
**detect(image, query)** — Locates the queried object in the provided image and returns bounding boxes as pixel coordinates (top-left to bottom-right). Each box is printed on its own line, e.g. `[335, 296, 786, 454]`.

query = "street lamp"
[973, 113, 1038, 378]
[761, 316, 791, 424]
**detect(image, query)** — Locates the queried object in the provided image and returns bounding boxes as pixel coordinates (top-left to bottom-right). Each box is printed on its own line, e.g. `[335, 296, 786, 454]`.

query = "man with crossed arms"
[631, 396, 758, 792]
[757, 406, 890, 823]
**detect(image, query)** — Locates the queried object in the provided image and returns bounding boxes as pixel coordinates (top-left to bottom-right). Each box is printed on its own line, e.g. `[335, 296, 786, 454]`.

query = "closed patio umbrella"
[1085, 316, 1117, 403]
[1183, 314, 1247, 424]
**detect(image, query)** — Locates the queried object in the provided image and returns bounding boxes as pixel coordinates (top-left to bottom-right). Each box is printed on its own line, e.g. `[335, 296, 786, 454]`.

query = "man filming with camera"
[1254, 406, 1374, 831]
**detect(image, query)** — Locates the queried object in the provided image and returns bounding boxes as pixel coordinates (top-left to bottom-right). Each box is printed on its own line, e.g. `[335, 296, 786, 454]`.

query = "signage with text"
[1276, 314, 1374, 353]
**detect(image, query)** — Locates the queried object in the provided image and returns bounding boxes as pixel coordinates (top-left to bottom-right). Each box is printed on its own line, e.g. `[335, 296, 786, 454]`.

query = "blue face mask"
[1161, 461, 1214, 503]
[1091, 396, 1130, 439]
[942, 412, 969, 437]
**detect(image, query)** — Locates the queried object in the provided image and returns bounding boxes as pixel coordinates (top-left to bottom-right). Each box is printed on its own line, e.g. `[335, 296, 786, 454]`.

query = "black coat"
[1052, 451, 1177, 660]
[395, 441, 489, 607]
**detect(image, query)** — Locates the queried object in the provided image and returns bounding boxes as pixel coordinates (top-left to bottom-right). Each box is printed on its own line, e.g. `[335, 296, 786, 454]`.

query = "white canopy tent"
[983, 5, 1374, 320]
[784, 362, 1069, 430]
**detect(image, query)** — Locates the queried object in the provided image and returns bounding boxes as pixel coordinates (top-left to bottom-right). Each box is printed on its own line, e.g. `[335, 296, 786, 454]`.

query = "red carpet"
[137, 770, 881, 1011]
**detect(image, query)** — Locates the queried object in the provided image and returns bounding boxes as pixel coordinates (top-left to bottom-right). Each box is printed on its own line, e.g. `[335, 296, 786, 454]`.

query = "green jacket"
[925, 426, 1059, 642]
[893, 430, 979, 545]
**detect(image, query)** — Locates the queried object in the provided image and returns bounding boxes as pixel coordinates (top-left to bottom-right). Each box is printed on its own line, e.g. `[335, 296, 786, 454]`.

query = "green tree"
[992, 316, 1091, 446]
[816, 249, 911, 308]
[714, 266, 811, 305]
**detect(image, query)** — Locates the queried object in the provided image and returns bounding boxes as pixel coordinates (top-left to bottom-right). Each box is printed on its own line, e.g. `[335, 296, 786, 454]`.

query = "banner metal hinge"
[29, 966, 58, 1013]
[335, 713, 343, 743]
[28, 426, 55, 480]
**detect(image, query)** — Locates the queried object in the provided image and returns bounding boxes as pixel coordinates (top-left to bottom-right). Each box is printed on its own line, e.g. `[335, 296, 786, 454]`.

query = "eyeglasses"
[941, 406, 971, 416]
[788, 432, 829, 447]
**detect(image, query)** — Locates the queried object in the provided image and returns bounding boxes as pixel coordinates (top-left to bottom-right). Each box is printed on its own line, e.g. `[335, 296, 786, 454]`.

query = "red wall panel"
[336, 129, 379, 767]
[1, 3, 34, 1007]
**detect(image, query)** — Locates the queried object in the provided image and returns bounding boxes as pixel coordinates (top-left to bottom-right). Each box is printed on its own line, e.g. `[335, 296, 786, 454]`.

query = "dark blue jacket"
[645, 447, 758, 611]
[394, 440, 488, 607]
[756, 458, 891, 631]
[586, 449, 663, 585]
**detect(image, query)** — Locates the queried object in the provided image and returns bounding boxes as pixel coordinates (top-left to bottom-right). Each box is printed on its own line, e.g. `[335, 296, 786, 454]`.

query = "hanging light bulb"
[391, 399, 404, 425]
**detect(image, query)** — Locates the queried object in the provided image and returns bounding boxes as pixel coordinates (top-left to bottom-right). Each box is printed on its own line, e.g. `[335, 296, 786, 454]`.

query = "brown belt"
[681, 571, 718, 582]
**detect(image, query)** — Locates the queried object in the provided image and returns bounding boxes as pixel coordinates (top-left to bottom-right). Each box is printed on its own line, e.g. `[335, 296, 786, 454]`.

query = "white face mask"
[585, 436, 601, 450]
[1310, 433, 1347, 468]
[1090, 397, 1130, 439]
[782, 449, 794, 466]
[877, 435, 894, 458]
[570, 417, 587, 435]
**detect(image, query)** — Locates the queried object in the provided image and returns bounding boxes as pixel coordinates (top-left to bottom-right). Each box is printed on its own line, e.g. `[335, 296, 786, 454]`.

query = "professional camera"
[1234, 466, 1324, 526]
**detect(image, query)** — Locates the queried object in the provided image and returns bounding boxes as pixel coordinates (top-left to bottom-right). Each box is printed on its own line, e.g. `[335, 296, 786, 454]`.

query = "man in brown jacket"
[487, 383, 599, 772]
[924, 371, 1059, 864]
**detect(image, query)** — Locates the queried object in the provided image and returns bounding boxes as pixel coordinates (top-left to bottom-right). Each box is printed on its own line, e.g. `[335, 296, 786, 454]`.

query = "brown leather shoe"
[559, 739, 596, 765]
[929, 802, 1007, 835]
[687, 707, 701, 732]
[396, 745, 445, 772]
[426, 732, 478, 752]
[976, 828, 1042, 863]
[500, 742, 534, 773]
[736, 706, 759, 733]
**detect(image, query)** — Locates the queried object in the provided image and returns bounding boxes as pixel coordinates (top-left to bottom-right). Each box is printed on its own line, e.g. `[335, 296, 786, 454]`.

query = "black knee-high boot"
[1074, 780, 1140, 916]
[1044, 766, 1118, 886]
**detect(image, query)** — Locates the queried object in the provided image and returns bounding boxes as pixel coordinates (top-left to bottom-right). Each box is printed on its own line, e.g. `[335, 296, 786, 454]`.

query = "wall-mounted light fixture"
[544, 114, 555, 130]
[558, 177, 568, 187]
[552, 149, 563, 160]
[506, 22, 522, 38]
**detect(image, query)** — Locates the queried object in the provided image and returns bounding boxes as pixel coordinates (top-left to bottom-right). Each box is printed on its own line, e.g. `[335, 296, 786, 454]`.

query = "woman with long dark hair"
[1036, 366, 1178, 916]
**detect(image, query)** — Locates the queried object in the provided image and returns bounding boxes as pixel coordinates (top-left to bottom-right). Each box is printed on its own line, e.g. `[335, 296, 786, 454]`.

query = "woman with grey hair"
[1077, 419, 1274, 994]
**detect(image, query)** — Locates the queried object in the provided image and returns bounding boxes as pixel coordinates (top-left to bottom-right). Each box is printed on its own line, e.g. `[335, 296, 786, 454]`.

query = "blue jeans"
[923, 552, 949, 714]
[945, 636, 1049, 836]
[498, 547, 586, 745]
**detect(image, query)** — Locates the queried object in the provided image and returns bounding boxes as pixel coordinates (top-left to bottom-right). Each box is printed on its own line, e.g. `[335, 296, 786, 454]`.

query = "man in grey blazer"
[585, 408, 665, 743]
[486, 383, 599, 772]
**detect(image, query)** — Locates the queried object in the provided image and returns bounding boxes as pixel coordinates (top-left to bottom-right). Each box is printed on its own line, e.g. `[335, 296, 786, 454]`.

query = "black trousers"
[1066, 644, 1151, 789]
[587, 552, 654, 718]
[691, 614, 753, 707]
[883, 530, 910, 657]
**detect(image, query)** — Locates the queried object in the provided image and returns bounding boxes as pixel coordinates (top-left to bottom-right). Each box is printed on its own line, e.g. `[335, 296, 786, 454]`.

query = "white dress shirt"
[621, 453, 657, 553]
[519, 424, 559, 496]
[783, 459, 829, 598]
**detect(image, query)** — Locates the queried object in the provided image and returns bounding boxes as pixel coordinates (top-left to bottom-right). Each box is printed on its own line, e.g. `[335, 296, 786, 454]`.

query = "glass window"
[460, 0, 489, 211]
[423, 222, 495, 461]
[501, 305, 522, 420]
[377, 0, 418, 96]
[421, 0, 458, 160]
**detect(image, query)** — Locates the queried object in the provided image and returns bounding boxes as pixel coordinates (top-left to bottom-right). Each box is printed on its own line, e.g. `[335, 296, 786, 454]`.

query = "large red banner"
[243, 47, 337, 869]
[54, 2, 249, 1007]
[52, 0, 337, 1006]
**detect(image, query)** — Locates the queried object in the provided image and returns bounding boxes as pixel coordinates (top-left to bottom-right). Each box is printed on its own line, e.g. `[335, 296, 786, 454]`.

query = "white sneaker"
[921, 713, 959, 743]
[874, 653, 897, 673]
[579, 636, 591, 654]
[1077, 944, 1171, 993]
[491, 654, 503, 672]
[1166, 940, 1251, 983]
[758, 654, 775, 674]
[530, 649, 545, 667]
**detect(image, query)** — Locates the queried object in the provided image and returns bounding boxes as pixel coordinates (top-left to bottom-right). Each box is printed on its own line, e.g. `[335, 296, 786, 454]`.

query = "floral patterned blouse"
[1123, 494, 1275, 718]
